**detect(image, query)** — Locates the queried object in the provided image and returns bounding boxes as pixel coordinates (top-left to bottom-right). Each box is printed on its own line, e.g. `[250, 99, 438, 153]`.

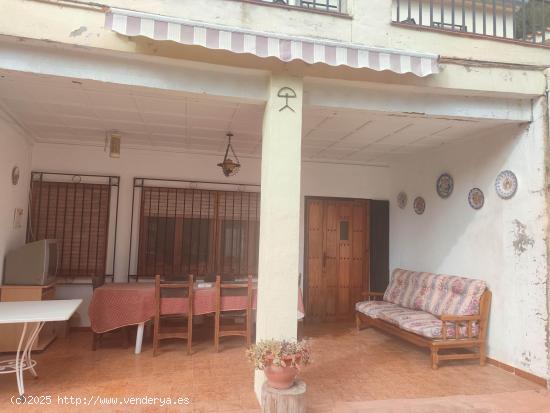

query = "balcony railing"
[393, 0, 549, 45]
[257, 0, 344, 13]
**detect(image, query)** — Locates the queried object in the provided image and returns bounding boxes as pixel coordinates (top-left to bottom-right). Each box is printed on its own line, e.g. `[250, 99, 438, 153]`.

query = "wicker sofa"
[355, 269, 491, 369]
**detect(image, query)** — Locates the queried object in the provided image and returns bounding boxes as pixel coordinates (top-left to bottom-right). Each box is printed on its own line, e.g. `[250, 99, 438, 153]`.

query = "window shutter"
[28, 181, 111, 279]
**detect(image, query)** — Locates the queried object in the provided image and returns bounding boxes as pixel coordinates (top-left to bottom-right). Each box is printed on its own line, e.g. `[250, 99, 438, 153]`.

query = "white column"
[254, 74, 303, 395]
[545, 69, 550, 134]
[545, 69, 550, 389]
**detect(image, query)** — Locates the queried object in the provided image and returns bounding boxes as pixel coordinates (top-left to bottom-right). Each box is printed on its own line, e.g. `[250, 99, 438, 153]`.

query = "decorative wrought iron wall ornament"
[397, 191, 408, 209]
[495, 170, 518, 200]
[468, 188, 485, 210]
[217, 132, 241, 177]
[413, 197, 426, 215]
[436, 173, 454, 199]
[278, 87, 297, 112]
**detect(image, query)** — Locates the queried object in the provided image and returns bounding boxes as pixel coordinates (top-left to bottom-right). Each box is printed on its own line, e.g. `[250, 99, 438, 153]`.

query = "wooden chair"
[214, 275, 254, 352]
[153, 274, 194, 356]
[91, 276, 131, 351]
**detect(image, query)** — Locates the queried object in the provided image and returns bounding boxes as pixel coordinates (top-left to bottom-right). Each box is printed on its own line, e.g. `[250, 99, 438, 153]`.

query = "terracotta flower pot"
[265, 365, 299, 390]
[264, 356, 301, 390]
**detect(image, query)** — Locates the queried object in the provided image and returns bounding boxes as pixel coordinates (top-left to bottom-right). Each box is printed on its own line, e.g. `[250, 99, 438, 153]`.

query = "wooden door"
[305, 198, 370, 321]
[370, 200, 390, 293]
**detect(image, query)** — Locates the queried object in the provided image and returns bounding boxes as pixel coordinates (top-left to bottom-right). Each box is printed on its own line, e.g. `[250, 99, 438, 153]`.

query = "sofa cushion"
[383, 269, 487, 317]
[383, 269, 418, 308]
[355, 301, 398, 319]
[399, 315, 480, 339]
[377, 307, 435, 327]
[410, 272, 487, 316]
[357, 301, 481, 339]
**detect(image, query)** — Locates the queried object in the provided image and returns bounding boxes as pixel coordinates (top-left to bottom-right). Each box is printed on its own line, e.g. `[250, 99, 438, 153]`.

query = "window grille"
[130, 178, 260, 281]
[27, 172, 119, 282]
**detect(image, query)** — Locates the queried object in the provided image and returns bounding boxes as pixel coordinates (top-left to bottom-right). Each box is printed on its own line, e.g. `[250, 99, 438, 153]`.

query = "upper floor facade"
[1, 0, 549, 67]
[0, 0, 548, 101]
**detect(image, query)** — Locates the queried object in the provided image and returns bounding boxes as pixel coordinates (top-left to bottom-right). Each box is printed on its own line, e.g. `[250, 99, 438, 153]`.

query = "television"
[3, 239, 59, 285]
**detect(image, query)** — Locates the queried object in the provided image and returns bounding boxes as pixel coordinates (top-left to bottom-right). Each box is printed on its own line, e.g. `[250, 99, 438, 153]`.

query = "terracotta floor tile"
[0, 322, 547, 412]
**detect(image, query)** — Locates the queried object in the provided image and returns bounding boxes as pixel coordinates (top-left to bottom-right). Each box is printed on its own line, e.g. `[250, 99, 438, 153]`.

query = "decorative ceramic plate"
[436, 173, 454, 199]
[495, 170, 518, 200]
[468, 188, 484, 210]
[397, 191, 408, 209]
[413, 197, 426, 215]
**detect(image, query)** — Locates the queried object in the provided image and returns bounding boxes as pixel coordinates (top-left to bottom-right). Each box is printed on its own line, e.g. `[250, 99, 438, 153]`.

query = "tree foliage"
[514, 0, 550, 39]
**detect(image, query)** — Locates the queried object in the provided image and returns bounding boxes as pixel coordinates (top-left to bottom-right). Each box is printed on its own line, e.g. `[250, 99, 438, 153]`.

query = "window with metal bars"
[134, 183, 260, 281]
[392, 0, 549, 45]
[258, 0, 343, 13]
[27, 172, 119, 282]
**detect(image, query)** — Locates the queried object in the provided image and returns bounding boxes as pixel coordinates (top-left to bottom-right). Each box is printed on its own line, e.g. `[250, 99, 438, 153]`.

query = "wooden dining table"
[88, 282, 305, 354]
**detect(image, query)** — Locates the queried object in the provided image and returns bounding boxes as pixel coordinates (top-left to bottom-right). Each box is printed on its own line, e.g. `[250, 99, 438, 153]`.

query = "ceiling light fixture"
[217, 132, 241, 177]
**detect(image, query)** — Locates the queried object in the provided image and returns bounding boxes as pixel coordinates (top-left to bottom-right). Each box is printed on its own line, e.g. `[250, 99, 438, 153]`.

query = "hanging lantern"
[217, 132, 241, 177]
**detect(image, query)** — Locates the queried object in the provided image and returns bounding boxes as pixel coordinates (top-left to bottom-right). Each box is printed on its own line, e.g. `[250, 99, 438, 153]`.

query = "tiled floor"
[301, 323, 545, 412]
[0, 321, 545, 412]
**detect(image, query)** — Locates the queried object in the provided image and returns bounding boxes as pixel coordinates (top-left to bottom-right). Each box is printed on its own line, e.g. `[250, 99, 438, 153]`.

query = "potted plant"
[246, 339, 310, 390]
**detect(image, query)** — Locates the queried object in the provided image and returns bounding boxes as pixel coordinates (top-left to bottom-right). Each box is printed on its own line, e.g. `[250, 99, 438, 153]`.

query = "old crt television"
[3, 240, 59, 285]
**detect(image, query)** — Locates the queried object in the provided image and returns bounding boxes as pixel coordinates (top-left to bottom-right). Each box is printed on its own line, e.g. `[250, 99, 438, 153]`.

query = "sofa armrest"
[440, 314, 481, 322]
[361, 291, 384, 301]
[440, 314, 481, 340]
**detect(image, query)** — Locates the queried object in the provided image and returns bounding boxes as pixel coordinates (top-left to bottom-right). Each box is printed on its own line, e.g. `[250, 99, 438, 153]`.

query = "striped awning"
[105, 8, 440, 77]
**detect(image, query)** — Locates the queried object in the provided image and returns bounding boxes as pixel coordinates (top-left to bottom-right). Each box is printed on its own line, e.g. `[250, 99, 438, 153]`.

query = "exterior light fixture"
[217, 132, 241, 177]
[105, 131, 121, 158]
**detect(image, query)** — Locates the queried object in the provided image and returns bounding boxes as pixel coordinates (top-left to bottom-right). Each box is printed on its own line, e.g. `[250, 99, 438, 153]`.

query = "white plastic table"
[0, 299, 82, 398]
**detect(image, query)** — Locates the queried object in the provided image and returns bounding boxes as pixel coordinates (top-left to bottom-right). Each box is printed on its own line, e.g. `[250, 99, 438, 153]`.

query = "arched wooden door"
[305, 198, 370, 322]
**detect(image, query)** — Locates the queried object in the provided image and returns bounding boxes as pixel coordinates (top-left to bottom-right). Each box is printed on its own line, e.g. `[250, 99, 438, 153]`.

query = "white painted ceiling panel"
[188, 117, 230, 130]
[86, 91, 139, 111]
[140, 111, 187, 126]
[0, 71, 517, 166]
[95, 108, 144, 122]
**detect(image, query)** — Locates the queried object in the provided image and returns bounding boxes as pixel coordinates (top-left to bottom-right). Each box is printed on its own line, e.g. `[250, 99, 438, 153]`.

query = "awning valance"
[105, 8, 440, 77]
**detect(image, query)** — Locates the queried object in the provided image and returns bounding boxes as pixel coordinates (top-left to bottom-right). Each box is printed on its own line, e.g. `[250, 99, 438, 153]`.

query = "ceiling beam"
[0, 36, 534, 124]
[0, 36, 269, 103]
[304, 78, 534, 123]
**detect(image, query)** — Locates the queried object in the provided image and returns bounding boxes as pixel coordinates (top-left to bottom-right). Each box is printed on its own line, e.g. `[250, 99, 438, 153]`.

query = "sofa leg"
[92, 332, 100, 351]
[356, 314, 368, 331]
[479, 344, 487, 366]
[431, 347, 439, 370]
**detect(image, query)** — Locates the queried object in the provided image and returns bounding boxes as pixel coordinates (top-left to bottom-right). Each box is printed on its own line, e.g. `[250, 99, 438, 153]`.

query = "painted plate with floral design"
[397, 191, 408, 209]
[413, 197, 426, 215]
[468, 188, 484, 210]
[495, 170, 518, 200]
[436, 173, 454, 199]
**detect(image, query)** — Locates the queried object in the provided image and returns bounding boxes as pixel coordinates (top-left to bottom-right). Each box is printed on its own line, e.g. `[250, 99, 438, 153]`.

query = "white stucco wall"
[0, 111, 32, 284]
[389, 98, 549, 379]
[31, 142, 391, 325]
[1, 0, 549, 80]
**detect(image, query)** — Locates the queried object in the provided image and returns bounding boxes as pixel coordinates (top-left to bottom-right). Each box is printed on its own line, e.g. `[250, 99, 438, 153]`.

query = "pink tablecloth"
[89, 283, 305, 333]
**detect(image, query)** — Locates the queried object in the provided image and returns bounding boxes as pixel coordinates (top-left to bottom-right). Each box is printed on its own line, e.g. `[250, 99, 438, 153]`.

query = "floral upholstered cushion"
[382, 269, 419, 307]
[399, 315, 480, 339]
[355, 301, 398, 319]
[408, 272, 487, 316]
[356, 300, 480, 339]
[382, 269, 487, 317]
[377, 307, 435, 327]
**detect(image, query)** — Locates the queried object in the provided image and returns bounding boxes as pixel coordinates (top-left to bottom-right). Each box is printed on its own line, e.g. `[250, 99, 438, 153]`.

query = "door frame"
[303, 196, 371, 321]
